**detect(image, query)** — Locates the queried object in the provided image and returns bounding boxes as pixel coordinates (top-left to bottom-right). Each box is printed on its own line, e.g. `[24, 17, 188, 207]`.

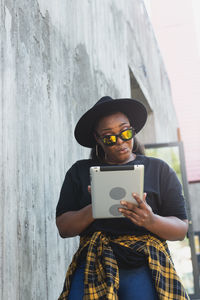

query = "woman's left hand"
[119, 193, 188, 241]
[119, 193, 155, 228]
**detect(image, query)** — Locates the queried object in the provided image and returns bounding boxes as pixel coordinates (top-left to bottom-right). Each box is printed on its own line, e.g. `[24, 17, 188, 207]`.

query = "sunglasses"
[96, 127, 135, 146]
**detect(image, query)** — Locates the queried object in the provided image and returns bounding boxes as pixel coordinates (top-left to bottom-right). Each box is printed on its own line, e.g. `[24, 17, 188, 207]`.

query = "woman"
[56, 96, 189, 299]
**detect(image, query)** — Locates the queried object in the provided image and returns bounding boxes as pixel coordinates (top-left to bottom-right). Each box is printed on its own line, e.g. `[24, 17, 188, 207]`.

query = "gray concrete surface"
[189, 182, 200, 232]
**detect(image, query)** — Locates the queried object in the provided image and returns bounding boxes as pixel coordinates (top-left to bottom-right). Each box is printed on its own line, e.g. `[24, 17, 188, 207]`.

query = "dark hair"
[90, 136, 145, 162]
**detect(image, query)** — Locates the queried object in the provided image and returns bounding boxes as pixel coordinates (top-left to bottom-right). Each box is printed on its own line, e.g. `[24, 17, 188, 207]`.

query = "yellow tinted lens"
[103, 135, 116, 145]
[121, 129, 133, 140]
[110, 135, 117, 143]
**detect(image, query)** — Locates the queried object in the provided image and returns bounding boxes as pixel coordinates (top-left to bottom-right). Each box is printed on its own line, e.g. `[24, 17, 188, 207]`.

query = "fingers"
[118, 205, 146, 227]
[88, 185, 91, 193]
[120, 193, 146, 210]
[119, 193, 148, 221]
[133, 192, 147, 207]
[143, 193, 147, 202]
[118, 192, 154, 228]
[120, 209, 146, 225]
[134, 193, 143, 207]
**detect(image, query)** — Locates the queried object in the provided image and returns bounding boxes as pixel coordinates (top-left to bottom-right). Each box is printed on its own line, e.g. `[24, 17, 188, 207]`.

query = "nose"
[116, 136, 124, 145]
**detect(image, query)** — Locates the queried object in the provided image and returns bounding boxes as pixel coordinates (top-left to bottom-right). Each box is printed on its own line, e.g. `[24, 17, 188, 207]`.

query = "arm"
[144, 215, 188, 241]
[56, 204, 94, 238]
[119, 193, 188, 241]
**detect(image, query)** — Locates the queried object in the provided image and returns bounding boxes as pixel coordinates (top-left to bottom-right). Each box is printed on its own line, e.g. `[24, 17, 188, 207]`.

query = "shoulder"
[136, 155, 175, 178]
[72, 159, 93, 168]
[63, 159, 93, 184]
[136, 155, 169, 169]
[68, 159, 94, 173]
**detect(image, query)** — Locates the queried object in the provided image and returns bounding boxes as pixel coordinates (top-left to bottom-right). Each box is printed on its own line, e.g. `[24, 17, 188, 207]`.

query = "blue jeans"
[68, 262, 159, 299]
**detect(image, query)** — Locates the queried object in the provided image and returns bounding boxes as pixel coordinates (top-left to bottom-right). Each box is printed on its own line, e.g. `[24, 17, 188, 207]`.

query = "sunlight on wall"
[192, 0, 200, 57]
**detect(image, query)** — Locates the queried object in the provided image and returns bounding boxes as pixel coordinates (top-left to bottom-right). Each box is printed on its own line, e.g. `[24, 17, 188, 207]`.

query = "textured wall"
[0, 0, 178, 299]
[189, 183, 200, 232]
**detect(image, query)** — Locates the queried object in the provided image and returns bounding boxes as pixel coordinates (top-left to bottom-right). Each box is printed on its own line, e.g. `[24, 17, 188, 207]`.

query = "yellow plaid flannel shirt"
[58, 231, 190, 300]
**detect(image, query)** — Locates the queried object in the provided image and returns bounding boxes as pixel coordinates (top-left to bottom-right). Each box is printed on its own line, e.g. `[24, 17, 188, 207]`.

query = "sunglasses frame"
[96, 127, 135, 146]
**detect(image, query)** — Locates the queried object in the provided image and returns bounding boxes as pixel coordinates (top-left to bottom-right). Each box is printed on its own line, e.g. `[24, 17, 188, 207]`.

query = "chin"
[117, 154, 131, 163]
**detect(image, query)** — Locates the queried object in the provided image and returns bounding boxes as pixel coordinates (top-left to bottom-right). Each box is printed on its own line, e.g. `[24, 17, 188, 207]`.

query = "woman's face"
[95, 112, 135, 164]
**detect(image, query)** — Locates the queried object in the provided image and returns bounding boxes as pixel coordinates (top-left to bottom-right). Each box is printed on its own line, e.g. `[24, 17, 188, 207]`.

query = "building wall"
[189, 183, 200, 232]
[147, 0, 200, 182]
[144, 0, 200, 254]
[0, 0, 178, 299]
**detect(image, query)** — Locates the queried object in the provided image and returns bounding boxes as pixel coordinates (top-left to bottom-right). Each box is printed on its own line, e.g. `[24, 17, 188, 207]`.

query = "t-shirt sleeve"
[56, 165, 81, 217]
[159, 162, 187, 220]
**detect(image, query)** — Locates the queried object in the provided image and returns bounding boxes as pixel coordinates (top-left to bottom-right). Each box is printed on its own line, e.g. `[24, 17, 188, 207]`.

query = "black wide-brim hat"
[74, 96, 147, 148]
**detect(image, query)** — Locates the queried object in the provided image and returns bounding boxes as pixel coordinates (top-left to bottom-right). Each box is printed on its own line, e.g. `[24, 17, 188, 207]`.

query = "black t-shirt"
[56, 155, 187, 231]
[56, 155, 187, 267]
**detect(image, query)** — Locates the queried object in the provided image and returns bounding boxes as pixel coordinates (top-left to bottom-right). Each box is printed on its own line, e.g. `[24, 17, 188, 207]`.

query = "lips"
[117, 147, 128, 153]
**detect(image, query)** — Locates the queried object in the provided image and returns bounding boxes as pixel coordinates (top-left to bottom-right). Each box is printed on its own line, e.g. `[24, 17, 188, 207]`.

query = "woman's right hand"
[56, 204, 94, 238]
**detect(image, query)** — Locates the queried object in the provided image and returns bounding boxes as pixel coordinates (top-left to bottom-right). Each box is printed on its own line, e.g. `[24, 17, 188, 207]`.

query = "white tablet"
[90, 165, 144, 219]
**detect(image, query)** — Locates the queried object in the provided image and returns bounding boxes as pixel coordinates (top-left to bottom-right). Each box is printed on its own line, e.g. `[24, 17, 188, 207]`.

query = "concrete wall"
[0, 0, 178, 299]
[189, 183, 200, 232]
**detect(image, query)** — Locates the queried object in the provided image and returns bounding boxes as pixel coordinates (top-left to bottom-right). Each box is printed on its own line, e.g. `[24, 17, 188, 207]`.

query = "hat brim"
[74, 98, 147, 148]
